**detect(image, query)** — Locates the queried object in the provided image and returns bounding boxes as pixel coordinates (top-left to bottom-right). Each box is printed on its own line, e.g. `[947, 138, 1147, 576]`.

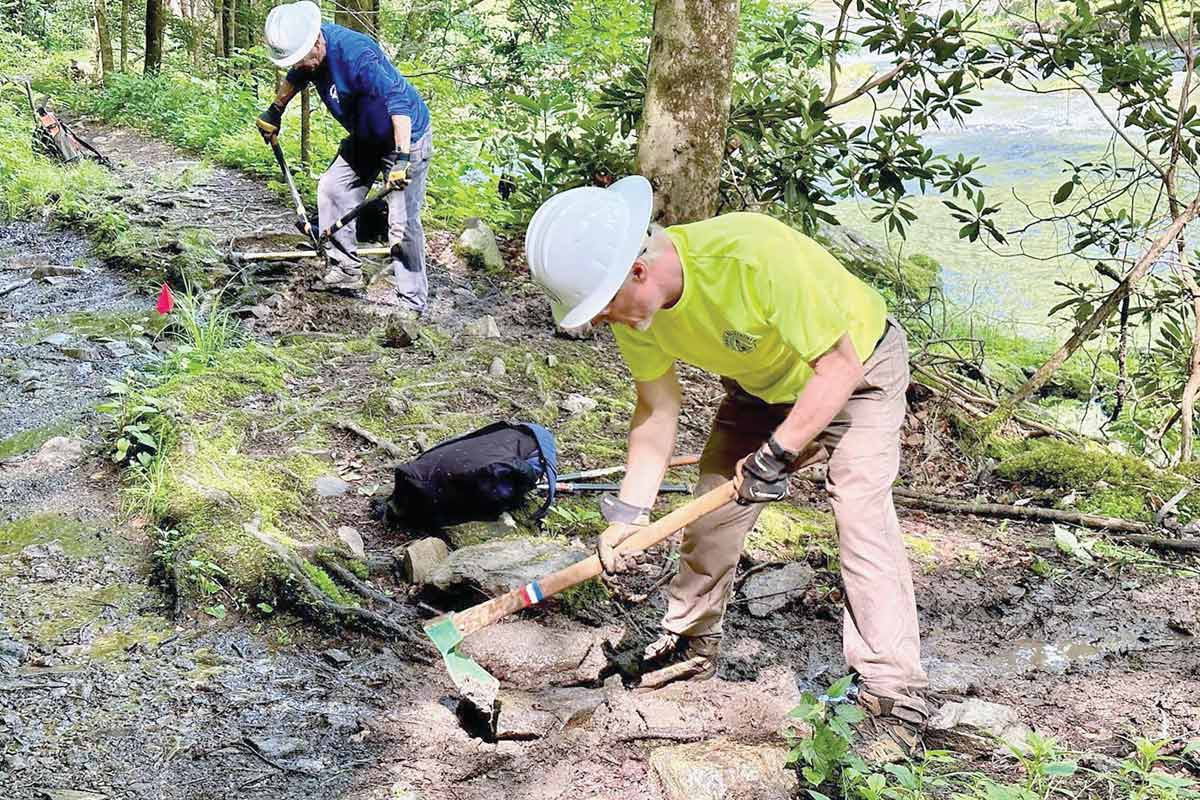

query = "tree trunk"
[221, 0, 234, 55]
[335, 0, 377, 36]
[636, 0, 740, 225]
[144, 0, 164, 73]
[120, 0, 129, 71]
[985, 193, 1200, 431]
[95, 0, 115, 80]
[213, 0, 225, 58]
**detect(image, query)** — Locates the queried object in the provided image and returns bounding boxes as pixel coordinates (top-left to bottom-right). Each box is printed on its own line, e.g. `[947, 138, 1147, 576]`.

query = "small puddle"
[996, 638, 1101, 674]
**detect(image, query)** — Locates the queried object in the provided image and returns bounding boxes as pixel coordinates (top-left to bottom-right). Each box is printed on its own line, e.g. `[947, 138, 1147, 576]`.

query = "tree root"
[335, 418, 405, 459]
[252, 527, 433, 662]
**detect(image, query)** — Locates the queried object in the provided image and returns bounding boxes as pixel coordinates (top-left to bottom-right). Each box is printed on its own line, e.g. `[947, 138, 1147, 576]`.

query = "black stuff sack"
[378, 421, 557, 531]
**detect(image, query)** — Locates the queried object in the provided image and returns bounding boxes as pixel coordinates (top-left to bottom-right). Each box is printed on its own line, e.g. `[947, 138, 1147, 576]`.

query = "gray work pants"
[317, 129, 433, 310]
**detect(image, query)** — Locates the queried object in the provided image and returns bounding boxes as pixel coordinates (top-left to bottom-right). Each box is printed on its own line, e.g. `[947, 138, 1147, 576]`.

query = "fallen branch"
[0, 278, 31, 297]
[336, 419, 405, 459]
[891, 487, 1150, 532]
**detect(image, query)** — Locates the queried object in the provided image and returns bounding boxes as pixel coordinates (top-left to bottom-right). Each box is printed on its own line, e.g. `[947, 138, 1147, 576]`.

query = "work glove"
[385, 151, 411, 191]
[736, 435, 799, 505]
[256, 102, 284, 144]
[597, 494, 650, 574]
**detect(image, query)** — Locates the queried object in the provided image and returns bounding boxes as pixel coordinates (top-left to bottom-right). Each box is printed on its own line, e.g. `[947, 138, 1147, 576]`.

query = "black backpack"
[377, 421, 558, 531]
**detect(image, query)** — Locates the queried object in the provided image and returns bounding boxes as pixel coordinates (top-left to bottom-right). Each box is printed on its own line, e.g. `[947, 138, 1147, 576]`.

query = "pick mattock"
[423, 479, 737, 718]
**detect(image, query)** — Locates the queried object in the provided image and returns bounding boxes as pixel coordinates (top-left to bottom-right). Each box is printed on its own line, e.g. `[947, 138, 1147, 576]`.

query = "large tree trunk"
[119, 0, 129, 71]
[221, 0, 234, 55]
[636, 0, 740, 225]
[335, 0, 377, 37]
[144, 0, 164, 73]
[95, 0, 115, 80]
[213, 0, 225, 58]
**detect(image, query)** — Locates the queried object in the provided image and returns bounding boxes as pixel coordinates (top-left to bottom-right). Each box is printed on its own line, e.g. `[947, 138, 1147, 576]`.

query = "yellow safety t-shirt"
[612, 212, 887, 404]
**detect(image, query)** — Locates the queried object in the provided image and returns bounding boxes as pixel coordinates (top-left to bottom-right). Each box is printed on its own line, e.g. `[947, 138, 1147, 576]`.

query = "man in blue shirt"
[256, 1, 433, 313]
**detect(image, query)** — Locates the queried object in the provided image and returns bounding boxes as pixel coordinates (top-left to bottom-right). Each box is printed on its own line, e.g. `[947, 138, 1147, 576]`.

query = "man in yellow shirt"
[526, 176, 928, 760]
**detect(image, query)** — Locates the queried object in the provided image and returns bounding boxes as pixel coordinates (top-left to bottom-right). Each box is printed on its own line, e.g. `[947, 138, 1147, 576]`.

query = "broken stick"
[336, 419, 405, 459]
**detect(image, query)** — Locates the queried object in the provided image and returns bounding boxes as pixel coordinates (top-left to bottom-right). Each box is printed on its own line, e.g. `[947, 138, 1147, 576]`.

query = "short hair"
[638, 224, 671, 266]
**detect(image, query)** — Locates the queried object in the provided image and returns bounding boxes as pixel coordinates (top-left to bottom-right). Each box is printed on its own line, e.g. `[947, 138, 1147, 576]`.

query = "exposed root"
[251, 526, 434, 661]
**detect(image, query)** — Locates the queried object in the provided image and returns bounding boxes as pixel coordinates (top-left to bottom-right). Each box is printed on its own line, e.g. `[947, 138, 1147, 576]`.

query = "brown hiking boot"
[855, 689, 928, 764]
[636, 632, 719, 690]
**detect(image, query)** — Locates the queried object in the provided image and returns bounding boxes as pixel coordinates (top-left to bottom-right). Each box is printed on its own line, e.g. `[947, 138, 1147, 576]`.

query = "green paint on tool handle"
[425, 615, 499, 693]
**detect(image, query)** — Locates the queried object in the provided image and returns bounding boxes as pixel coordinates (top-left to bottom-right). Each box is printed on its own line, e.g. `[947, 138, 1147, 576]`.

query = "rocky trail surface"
[0, 119, 1197, 800]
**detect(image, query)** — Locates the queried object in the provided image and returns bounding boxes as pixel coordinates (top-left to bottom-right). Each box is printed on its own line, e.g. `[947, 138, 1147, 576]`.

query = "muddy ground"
[0, 119, 1197, 800]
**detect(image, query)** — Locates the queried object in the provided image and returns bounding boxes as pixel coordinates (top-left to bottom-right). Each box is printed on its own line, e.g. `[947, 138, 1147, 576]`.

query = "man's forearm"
[618, 403, 678, 509]
[273, 79, 299, 110]
[772, 334, 865, 454]
[391, 114, 412, 153]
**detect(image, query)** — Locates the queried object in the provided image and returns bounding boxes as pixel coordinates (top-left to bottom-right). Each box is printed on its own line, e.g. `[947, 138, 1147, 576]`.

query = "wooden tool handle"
[451, 480, 737, 638]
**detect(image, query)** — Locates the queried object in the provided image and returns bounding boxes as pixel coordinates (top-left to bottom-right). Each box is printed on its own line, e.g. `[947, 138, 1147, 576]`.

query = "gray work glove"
[598, 494, 650, 574]
[736, 435, 799, 505]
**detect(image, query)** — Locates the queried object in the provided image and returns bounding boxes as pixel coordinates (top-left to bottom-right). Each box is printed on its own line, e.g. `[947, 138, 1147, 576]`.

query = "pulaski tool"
[423, 479, 737, 721]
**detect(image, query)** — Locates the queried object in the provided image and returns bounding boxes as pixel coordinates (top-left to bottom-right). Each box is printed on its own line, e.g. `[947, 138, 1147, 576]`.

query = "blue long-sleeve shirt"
[287, 23, 430, 157]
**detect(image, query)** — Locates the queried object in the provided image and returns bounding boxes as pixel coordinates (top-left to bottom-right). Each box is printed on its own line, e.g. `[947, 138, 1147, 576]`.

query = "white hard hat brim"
[269, 1, 322, 67]
[556, 175, 653, 328]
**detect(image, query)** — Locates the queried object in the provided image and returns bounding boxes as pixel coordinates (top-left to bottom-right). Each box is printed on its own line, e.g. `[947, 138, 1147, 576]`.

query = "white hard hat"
[525, 175, 653, 329]
[264, 1, 322, 68]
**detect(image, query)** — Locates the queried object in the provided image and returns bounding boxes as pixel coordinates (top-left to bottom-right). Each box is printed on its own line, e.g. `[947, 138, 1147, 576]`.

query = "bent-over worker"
[257, 0, 432, 312]
[525, 176, 929, 761]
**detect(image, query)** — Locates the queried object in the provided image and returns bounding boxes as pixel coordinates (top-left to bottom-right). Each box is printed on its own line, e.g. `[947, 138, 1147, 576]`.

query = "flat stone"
[382, 316, 420, 348]
[459, 620, 617, 689]
[247, 735, 306, 759]
[488, 357, 506, 377]
[103, 341, 133, 358]
[0, 639, 29, 673]
[337, 526, 365, 558]
[25, 437, 87, 472]
[40, 332, 71, 347]
[314, 475, 351, 498]
[426, 537, 588, 597]
[742, 562, 814, 618]
[31, 264, 84, 279]
[466, 315, 501, 339]
[42, 275, 75, 286]
[560, 394, 597, 416]
[494, 691, 560, 740]
[21, 541, 64, 560]
[594, 666, 803, 744]
[322, 648, 353, 667]
[928, 698, 1033, 755]
[650, 738, 798, 800]
[457, 217, 505, 272]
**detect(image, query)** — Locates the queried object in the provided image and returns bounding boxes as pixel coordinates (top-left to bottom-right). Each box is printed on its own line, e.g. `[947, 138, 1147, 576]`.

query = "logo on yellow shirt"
[722, 330, 759, 353]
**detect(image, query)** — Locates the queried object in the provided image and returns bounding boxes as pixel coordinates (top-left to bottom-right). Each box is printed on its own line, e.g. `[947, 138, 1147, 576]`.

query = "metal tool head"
[424, 615, 500, 722]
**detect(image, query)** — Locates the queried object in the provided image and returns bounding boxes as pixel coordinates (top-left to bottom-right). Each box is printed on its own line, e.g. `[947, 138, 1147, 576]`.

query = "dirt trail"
[1, 121, 1197, 800]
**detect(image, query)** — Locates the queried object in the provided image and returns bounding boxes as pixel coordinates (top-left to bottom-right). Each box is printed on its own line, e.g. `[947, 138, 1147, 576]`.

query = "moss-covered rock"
[745, 504, 836, 562]
[993, 439, 1156, 491]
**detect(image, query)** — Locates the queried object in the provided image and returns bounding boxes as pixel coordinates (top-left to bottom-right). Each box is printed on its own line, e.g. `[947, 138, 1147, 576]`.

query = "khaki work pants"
[662, 320, 928, 708]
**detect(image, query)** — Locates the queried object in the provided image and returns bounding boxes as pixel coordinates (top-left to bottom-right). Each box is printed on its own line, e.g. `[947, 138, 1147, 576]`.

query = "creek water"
[805, 2, 1192, 331]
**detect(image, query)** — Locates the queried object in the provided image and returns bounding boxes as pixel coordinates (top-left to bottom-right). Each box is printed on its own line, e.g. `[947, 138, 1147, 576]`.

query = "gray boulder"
[742, 562, 814, 618]
[457, 217, 504, 272]
[425, 537, 588, 597]
[928, 698, 1033, 755]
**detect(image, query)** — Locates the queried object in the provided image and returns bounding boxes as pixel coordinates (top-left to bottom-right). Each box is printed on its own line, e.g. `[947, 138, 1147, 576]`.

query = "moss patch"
[0, 420, 76, 459]
[745, 504, 836, 562]
[0, 513, 99, 559]
[993, 439, 1156, 490]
